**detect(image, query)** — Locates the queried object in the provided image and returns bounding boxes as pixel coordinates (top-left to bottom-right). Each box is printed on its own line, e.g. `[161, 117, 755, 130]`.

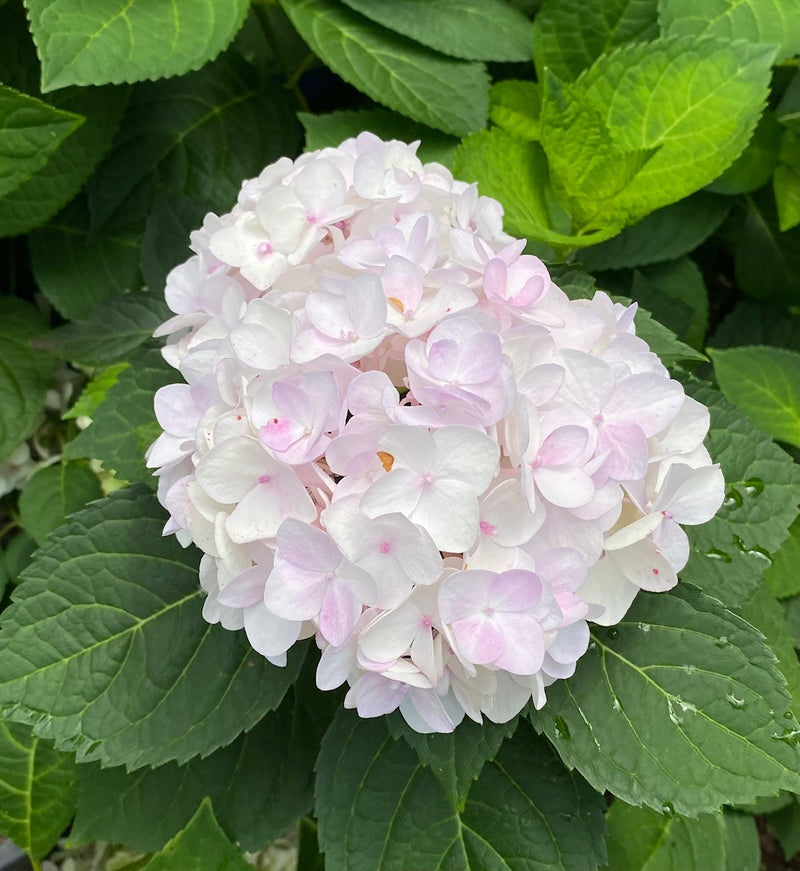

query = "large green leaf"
[533, 0, 659, 82]
[763, 519, 800, 601]
[540, 37, 774, 229]
[39, 293, 169, 368]
[579, 193, 729, 271]
[280, 0, 488, 137]
[706, 110, 782, 196]
[530, 585, 800, 816]
[488, 80, 541, 142]
[0, 84, 83, 197]
[299, 108, 458, 168]
[0, 720, 76, 861]
[708, 346, 800, 448]
[387, 715, 517, 809]
[18, 461, 103, 547]
[140, 798, 251, 871]
[339, 0, 534, 61]
[65, 347, 179, 486]
[454, 129, 620, 249]
[659, 0, 800, 63]
[71, 660, 336, 853]
[774, 128, 800, 232]
[29, 197, 143, 320]
[24, 0, 250, 91]
[710, 301, 800, 351]
[603, 803, 759, 871]
[87, 52, 300, 231]
[681, 380, 800, 607]
[0, 298, 53, 464]
[0, 486, 304, 769]
[316, 712, 607, 871]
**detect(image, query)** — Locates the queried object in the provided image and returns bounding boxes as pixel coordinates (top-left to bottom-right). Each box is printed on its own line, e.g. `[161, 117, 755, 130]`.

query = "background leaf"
[579, 193, 729, 271]
[140, 798, 251, 871]
[0, 298, 52, 464]
[29, 197, 142, 320]
[18, 461, 103, 546]
[24, 0, 250, 91]
[299, 108, 458, 167]
[338, 0, 534, 61]
[0, 720, 76, 861]
[0, 486, 304, 769]
[533, 0, 659, 82]
[87, 52, 300, 231]
[489, 80, 541, 142]
[316, 712, 607, 871]
[658, 0, 800, 63]
[708, 346, 800, 447]
[280, 0, 488, 137]
[0, 84, 83, 197]
[530, 585, 800, 816]
[65, 347, 174, 485]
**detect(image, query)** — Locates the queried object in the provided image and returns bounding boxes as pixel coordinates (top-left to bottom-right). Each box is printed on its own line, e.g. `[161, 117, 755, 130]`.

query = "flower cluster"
[148, 134, 724, 733]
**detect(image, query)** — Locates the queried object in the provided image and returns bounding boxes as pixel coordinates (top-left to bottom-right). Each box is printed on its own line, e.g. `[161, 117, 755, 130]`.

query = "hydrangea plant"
[0, 0, 798, 869]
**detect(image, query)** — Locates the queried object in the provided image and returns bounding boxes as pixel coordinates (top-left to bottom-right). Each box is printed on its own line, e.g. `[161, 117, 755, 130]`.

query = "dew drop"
[706, 548, 732, 563]
[682, 664, 696, 675]
[638, 622, 651, 633]
[726, 694, 746, 709]
[661, 802, 675, 815]
[772, 728, 800, 746]
[611, 697, 621, 713]
[742, 478, 765, 496]
[785, 711, 795, 720]
[607, 628, 619, 640]
[714, 636, 730, 648]
[553, 716, 571, 741]
[668, 698, 684, 725]
[723, 488, 743, 509]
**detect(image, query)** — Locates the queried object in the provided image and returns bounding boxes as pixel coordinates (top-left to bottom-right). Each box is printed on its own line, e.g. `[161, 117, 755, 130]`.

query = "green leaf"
[280, 0, 488, 137]
[24, 0, 250, 91]
[1, 533, 36, 589]
[299, 108, 458, 167]
[763, 519, 800, 601]
[540, 38, 774, 228]
[29, 197, 142, 320]
[659, 0, 800, 63]
[338, 0, 534, 61]
[71, 658, 336, 853]
[533, 0, 659, 82]
[530, 585, 800, 815]
[706, 110, 782, 195]
[387, 715, 518, 809]
[40, 294, 169, 368]
[777, 71, 800, 136]
[722, 812, 760, 871]
[774, 129, 800, 232]
[18, 461, 103, 547]
[140, 190, 214, 293]
[63, 363, 129, 422]
[603, 803, 757, 871]
[316, 712, 607, 871]
[682, 379, 800, 606]
[736, 584, 800, 720]
[87, 52, 300, 231]
[489, 80, 541, 142]
[65, 347, 175, 486]
[0, 486, 304, 769]
[0, 3, 129, 236]
[454, 129, 620, 248]
[0, 84, 83, 197]
[630, 258, 708, 350]
[734, 190, 800, 305]
[140, 798, 251, 871]
[0, 720, 76, 861]
[708, 346, 800, 448]
[579, 193, 730, 271]
[767, 799, 800, 861]
[0, 298, 53, 464]
[710, 301, 800, 351]
[628, 305, 706, 366]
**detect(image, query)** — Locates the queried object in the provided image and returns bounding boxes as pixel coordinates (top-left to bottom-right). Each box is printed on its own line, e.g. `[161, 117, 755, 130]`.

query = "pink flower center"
[256, 241, 273, 257]
[480, 520, 497, 537]
[258, 474, 272, 484]
[379, 541, 391, 554]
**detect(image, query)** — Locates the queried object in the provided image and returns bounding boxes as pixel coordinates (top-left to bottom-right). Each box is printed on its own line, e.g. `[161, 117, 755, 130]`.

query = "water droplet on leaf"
[553, 716, 571, 740]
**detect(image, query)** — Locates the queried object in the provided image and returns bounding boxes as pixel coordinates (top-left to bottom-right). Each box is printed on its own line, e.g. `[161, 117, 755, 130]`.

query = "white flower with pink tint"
[148, 134, 724, 733]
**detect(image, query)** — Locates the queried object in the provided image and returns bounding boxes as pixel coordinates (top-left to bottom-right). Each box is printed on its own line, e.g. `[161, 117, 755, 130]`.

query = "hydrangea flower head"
[148, 133, 724, 733]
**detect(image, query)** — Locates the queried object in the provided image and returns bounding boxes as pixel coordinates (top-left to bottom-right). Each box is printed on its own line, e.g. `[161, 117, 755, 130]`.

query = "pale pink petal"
[493, 613, 544, 674]
[244, 602, 302, 658]
[534, 465, 595, 509]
